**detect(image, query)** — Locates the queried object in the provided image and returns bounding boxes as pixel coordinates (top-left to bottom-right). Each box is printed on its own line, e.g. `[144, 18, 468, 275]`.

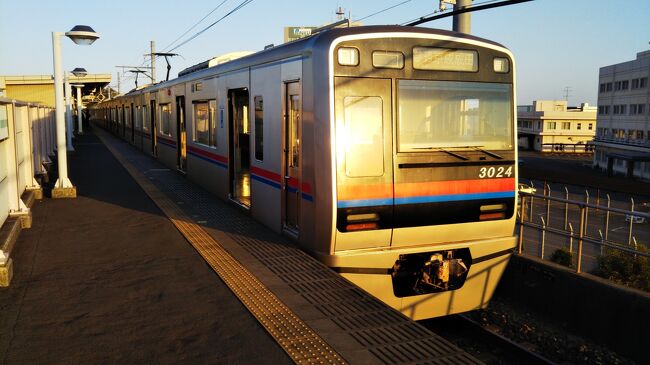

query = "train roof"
[117, 25, 508, 98]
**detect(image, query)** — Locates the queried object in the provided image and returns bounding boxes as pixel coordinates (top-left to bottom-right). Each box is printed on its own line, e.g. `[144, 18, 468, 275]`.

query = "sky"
[0, 0, 648, 105]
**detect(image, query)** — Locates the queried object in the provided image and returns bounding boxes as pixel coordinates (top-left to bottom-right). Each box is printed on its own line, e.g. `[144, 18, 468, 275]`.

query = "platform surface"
[0, 125, 478, 364]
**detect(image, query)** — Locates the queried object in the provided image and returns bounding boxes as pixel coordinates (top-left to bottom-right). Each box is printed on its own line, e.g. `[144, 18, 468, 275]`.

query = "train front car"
[322, 27, 517, 320]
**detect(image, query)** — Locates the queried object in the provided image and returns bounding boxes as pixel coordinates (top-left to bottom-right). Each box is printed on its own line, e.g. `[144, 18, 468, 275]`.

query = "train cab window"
[254, 96, 263, 161]
[160, 103, 172, 136]
[372, 51, 404, 69]
[397, 80, 512, 151]
[337, 47, 359, 66]
[343, 96, 384, 177]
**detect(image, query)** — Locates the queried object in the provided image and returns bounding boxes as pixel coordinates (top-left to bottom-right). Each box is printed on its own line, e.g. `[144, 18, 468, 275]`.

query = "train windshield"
[397, 80, 513, 152]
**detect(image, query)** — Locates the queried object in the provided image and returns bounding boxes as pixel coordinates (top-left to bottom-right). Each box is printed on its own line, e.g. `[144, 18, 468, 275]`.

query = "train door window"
[284, 82, 301, 232]
[209, 100, 217, 147]
[125, 106, 131, 127]
[142, 105, 149, 132]
[160, 104, 172, 136]
[254, 96, 263, 161]
[193, 101, 210, 145]
[343, 96, 384, 177]
[135, 106, 142, 130]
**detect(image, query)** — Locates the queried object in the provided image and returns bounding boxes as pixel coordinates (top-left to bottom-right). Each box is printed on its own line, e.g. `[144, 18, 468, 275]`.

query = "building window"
[562, 122, 571, 129]
[599, 83, 607, 93]
[630, 104, 637, 115]
[632, 79, 640, 89]
[614, 81, 621, 91]
[639, 104, 646, 115]
[536, 121, 541, 129]
[547, 121, 556, 130]
[588, 123, 593, 130]
[622, 80, 629, 90]
[606, 82, 612, 92]
[254, 96, 263, 161]
[640, 77, 647, 88]
[577, 123, 582, 130]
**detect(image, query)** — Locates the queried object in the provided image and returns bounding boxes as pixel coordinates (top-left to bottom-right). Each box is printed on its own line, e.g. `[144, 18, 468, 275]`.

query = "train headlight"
[493, 57, 510, 73]
[337, 47, 359, 66]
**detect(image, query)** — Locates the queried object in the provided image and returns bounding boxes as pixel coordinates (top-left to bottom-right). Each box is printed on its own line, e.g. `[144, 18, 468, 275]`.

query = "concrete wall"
[496, 254, 649, 363]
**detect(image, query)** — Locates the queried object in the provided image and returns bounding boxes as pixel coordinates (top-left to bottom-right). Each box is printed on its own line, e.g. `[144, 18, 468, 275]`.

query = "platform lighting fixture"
[71, 67, 88, 77]
[51, 25, 100, 198]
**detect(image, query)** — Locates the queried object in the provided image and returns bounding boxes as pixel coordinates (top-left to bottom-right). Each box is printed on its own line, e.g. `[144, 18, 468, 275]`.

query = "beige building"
[517, 100, 597, 153]
[0, 74, 112, 108]
[592, 50, 650, 178]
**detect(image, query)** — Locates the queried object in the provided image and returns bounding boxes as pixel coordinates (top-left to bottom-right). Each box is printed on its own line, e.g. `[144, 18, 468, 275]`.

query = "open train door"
[176, 95, 187, 173]
[228, 88, 251, 207]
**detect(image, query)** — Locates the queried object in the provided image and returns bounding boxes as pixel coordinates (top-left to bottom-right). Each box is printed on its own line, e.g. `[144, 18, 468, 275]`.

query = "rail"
[517, 184, 650, 274]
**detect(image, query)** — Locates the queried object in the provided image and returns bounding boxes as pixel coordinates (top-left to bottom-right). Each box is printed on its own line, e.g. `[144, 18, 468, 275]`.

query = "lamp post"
[71, 67, 87, 135]
[51, 25, 99, 199]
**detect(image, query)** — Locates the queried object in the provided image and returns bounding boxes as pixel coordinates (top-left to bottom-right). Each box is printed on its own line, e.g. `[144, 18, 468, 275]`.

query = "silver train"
[93, 25, 519, 320]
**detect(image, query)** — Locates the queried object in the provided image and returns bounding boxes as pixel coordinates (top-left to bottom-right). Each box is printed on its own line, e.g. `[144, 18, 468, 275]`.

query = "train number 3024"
[478, 166, 513, 178]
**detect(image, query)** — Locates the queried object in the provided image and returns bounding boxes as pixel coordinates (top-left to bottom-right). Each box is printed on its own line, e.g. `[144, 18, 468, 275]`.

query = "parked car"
[518, 183, 536, 194]
[625, 215, 646, 224]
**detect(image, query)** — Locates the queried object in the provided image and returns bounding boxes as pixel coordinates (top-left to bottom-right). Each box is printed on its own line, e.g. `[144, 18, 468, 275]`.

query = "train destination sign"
[413, 47, 478, 72]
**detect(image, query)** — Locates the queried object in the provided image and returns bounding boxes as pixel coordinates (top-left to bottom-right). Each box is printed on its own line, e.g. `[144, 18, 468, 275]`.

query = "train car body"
[94, 25, 518, 320]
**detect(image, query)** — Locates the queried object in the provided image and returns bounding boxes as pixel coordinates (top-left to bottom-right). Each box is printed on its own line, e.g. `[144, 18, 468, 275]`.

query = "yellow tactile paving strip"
[101, 138, 347, 364]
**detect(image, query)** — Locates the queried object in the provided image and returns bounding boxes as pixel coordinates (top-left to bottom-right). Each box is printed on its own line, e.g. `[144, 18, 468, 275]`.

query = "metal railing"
[517, 184, 650, 274]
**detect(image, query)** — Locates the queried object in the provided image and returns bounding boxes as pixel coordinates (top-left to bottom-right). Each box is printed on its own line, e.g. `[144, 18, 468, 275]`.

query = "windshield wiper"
[472, 147, 503, 159]
[413, 147, 469, 161]
[445, 145, 504, 160]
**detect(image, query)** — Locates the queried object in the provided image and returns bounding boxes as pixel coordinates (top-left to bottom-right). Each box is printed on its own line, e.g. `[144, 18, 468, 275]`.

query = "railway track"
[421, 314, 555, 365]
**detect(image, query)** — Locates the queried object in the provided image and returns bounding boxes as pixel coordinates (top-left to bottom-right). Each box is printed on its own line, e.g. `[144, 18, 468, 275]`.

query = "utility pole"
[117, 71, 121, 94]
[453, 0, 472, 34]
[150, 41, 156, 84]
[563, 86, 572, 103]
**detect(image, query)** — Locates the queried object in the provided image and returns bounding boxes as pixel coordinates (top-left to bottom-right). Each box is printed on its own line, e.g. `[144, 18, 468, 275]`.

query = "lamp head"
[65, 25, 100, 45]
[71, 67, 88, 77]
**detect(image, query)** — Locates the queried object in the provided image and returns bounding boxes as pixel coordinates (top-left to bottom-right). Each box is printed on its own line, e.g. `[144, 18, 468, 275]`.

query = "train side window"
[125, 106, 131, 127]
[254, 96, 263, 161]
[135, 106, 141, 130]
[343, 96, 384, 177]
[193, 101, 210, 145]
[160, 103, 172, 136]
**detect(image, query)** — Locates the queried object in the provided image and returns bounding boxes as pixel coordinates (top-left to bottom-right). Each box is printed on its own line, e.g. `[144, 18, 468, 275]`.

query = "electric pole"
[150, 41, 156, 84]
[453, 0, 472, 34]
[563, 86, 572, 103]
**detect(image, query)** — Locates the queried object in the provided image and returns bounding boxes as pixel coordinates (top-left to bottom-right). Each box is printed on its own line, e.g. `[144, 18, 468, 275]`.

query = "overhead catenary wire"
[161, 0, 231, 52]
[355, 0, 414, 22]
[168, 0, 256, 52]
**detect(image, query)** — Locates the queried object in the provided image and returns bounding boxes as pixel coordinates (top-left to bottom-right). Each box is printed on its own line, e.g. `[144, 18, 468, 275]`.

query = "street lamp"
[73, 83, 85, 135]
[51, 25, 99, 199]
[71, 67, 88, 135]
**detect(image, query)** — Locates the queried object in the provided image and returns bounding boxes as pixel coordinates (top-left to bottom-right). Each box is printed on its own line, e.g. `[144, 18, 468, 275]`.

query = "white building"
[517, 100, 596, 153]
[593, 51, 650, 178]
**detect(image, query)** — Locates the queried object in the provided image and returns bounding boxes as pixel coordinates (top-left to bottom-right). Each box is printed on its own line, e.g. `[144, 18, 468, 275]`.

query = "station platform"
[0, 125, 478, 364]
